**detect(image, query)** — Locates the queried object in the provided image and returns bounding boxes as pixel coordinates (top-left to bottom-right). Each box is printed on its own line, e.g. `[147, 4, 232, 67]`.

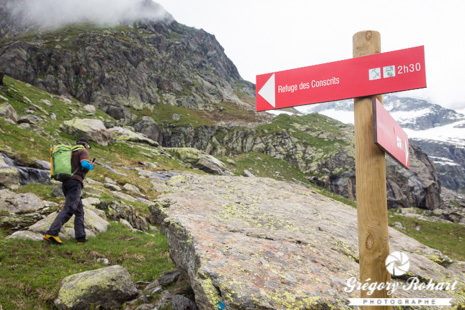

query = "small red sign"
[373, 98, 409, 169]
[256, 46, 426, 111]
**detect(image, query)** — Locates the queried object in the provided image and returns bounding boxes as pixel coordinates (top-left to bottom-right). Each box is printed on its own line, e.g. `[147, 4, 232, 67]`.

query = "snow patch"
[266, 110, 295, 117]
[405, 120, 465, 146]
[429, 156, 461, 166]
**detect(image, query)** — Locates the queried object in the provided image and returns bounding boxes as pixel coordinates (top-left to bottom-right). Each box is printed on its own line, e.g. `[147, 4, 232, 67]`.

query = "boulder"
[172, 295, 197, 310]
[111, 191, 137, 202]
[103, 104, 135, 122]
[133, 116, 163, 144]
[0, 155, 9, 168]
[6, 230, 44, 241]
[0, 189, 44, 214]
[0, 189, 50, 229]
[55, 265, 138, 310]
[82, 197, 101, 208]
[83, 105, 96, 113]
[28, 207, 109, 239]
[0, 166, 20, 189]
[157, 269, 180, 287]
[0, 102, 18, 123]
[99, 201, 148, 231]
[166, 147, 231, 176]
[60, 118, 111, 146]
[122, 183, 141, 195]
[150, 173, 465, 309]
[107, 126, 159, 146]
[17, 114, 40, 125]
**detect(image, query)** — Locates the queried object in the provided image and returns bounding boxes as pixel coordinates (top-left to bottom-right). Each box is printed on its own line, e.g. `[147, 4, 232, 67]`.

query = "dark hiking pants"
[47, 179, 86, 241]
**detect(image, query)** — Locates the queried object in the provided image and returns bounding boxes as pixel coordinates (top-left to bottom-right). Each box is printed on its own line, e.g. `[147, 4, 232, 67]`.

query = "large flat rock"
[150, 173, 465, 309]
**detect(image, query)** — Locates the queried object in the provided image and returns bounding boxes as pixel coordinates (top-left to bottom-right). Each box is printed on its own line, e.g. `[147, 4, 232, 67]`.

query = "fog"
[6, 0, 171, 29]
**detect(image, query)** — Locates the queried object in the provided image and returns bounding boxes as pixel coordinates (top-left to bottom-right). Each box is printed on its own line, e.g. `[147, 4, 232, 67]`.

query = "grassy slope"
[0, 223, 173, 309]
[1, 75, 464, 309]
[0, 76, 181, 309]
[389, 212, 465, 260]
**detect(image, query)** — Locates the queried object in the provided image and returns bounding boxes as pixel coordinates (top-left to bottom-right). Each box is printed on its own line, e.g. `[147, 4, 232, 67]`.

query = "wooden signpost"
[353, 31, 392, 310]
[256, 30, 426, 309]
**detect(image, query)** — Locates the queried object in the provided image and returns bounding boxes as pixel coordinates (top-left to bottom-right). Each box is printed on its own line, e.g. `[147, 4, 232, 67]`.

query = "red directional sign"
[256, 46, 426, 111]
[373, 98, 409, 169]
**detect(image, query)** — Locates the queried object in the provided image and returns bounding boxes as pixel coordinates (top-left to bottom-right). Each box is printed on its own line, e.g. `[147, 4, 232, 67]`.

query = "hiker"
[44, 138, 95, 245]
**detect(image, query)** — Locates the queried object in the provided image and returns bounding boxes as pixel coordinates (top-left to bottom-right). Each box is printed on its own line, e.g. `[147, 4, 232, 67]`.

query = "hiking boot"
[44, 234, 63, 245]
[76, 239, 88, 245]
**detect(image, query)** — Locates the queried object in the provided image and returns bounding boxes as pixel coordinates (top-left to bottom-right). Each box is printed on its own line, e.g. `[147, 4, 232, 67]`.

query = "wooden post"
[353, 31, 392, 309]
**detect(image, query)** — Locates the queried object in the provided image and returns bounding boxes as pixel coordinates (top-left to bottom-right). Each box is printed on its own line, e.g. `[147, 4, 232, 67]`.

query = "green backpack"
[50, 144, 85, 182]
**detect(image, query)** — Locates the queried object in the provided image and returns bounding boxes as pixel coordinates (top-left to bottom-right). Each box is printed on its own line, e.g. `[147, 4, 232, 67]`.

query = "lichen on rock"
[54, 265, 138, 310]
[151, 172, 465, 309]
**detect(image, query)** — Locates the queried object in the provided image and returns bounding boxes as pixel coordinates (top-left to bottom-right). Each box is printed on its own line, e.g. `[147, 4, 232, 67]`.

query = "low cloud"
[7, 0, 172, 29]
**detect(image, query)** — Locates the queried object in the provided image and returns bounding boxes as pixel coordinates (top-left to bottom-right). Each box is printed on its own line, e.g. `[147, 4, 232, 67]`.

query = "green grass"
[389, 212, 465, 261]
[255, 113, 350, 153]
[225, 152, 309, 183]
[0, 223, 174, 310]
[313, 186, 357, 208]
[133, 104, 215, 128]
[14, 183, 57, 201]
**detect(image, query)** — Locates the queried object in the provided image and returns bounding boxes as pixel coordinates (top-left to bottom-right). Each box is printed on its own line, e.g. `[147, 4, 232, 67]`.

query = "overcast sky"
[156, 0, 465, 111]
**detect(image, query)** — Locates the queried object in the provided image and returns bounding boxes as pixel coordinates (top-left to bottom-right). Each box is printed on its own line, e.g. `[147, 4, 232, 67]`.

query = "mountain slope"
[0, 0, 257, 124]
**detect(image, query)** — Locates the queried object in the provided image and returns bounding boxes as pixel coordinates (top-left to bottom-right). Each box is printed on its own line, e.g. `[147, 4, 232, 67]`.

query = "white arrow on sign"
[258, 73, 275, 108]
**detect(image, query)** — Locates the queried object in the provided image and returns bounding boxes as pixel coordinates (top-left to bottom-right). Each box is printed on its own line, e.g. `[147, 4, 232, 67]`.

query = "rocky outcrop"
[108, 126, 159, 147]
[414, 139, 465, 193]
[60, 118, 160, 147]
[0, 161, 20, 189]
[386, 143, 441, 209]
[24, 206, 109, 240]
[55, 265, 138, 310]
[133, 116, 163, 145]
[0, 185, 110, 238]
[150, 173, 465, 309]
[1, 153, 51, 187]
[0, 102, 18, 122]
[160, 114, 441, 210]
[166, 147, 231, 175]
[99, 200, 148, 232]
[0, 189, 44, 214]
[0, 189, 46, 230]
[60, 118, 112, 146]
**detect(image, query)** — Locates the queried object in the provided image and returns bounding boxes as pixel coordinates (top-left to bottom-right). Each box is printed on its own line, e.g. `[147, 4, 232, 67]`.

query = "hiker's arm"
[80, 159, 94, 171]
